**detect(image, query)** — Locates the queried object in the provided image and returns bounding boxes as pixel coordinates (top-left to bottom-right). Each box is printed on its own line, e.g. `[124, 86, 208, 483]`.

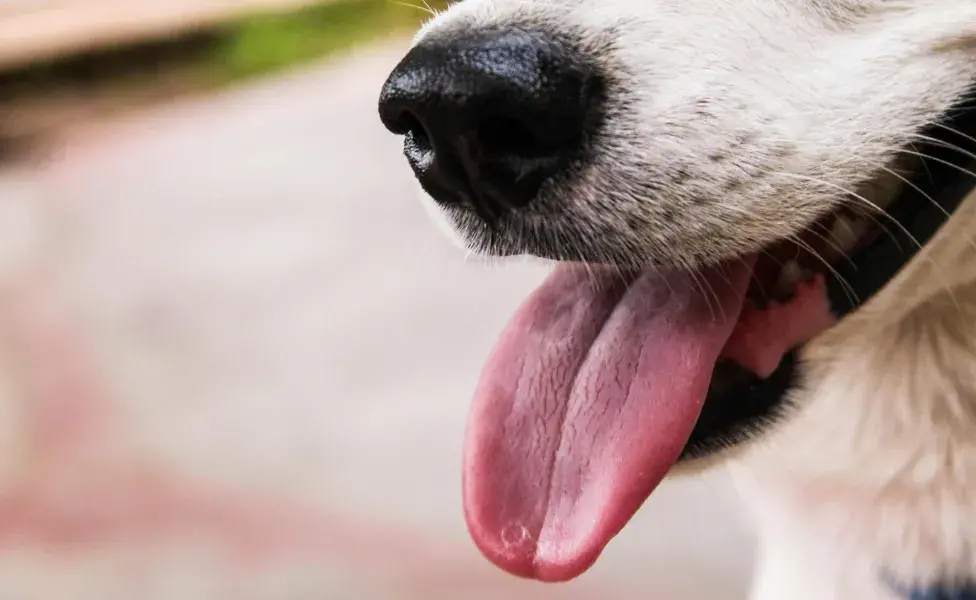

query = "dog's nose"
[378, 30, 598, 220]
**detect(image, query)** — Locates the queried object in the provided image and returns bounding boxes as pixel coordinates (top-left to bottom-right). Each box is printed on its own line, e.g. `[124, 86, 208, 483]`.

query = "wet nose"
[378, 30, 598, 221]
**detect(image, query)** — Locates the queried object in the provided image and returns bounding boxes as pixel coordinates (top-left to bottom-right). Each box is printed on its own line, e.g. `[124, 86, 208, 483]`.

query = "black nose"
[378, 30, 599, 222]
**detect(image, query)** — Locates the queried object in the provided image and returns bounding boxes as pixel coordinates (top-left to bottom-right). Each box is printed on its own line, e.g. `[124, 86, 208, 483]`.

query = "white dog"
[377, 2, 976, 598]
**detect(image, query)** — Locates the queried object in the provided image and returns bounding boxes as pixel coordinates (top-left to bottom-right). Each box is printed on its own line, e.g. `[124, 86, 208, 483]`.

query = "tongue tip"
[463, 495, 605, 583]
[464, 519, 602, 583]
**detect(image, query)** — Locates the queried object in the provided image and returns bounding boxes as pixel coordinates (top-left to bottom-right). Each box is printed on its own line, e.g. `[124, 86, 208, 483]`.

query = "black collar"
[892, 580, 976, 600]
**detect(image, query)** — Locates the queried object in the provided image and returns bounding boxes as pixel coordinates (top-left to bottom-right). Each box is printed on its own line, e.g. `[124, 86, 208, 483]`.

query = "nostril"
[384, 107, 425, 138]
[393, 111, 435, 169]
[478, 115, 545, 157]
[385, 110, 412, 136]
[401, 113, 431, 145]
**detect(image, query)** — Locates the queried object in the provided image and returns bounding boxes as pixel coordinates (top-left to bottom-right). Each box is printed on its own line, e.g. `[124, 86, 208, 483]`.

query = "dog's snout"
[378, 30, 598, 219]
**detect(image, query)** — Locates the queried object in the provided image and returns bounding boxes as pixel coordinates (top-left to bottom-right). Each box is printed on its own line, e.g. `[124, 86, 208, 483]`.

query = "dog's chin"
[428, 102, 976, 471]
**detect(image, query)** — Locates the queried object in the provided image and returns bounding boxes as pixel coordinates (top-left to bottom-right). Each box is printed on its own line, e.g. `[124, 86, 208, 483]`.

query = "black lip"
[680, 93, 976, 461]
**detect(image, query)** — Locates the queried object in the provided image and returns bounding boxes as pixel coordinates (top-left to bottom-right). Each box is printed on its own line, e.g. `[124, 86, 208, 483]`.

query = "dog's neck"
[738, 186, 976, 586]
[759, 185, 976, 466]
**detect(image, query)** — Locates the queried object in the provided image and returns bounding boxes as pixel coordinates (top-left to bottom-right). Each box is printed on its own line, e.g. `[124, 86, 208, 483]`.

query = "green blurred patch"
[210, 0, 449, 82]
[0, 0, 449, 155]
[0, 0, 451, 97]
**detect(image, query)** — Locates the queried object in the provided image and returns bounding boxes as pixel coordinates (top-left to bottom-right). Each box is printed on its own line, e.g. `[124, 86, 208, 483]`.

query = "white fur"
[736, 190, 976, 598]
[400, 1, 976, 597]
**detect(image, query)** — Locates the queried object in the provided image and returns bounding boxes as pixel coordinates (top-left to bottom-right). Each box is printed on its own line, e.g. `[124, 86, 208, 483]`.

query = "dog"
[376, 1, 976, 598]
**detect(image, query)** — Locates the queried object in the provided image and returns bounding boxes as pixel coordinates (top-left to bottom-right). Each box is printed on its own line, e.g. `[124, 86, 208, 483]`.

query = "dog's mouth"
[462, 209, 855, 582]
[462, 107, 976, 581]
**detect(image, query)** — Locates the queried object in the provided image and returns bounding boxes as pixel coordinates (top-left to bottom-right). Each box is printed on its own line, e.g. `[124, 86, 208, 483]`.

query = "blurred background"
[0, 1, 757, 598]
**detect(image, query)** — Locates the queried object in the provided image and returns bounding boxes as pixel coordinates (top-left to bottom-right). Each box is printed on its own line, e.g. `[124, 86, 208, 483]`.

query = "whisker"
[907, 140, 935, 186]
[905, 132, 976, 164]
[770, 170, 926, 254]
[390, 0, 435, 15]
[747, 250, 785, 307]
[789, 234, 860, 307]
[931, 122, 976, 148]
[687, 264, 723, 323]
[876, 164, 976, 270]
[888, 147, 976, 182]
[805, 220, 857, 268]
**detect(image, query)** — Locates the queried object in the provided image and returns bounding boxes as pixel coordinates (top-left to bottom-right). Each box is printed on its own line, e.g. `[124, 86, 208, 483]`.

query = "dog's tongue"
[463, 259, 754, 582]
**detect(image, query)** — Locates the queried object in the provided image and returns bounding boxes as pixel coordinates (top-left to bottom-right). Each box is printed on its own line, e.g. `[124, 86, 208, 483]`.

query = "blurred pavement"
[0, 41, 757, 599]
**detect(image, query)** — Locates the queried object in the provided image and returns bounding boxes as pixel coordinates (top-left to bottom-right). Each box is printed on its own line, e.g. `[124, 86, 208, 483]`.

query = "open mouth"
[461, 101, 976, 582]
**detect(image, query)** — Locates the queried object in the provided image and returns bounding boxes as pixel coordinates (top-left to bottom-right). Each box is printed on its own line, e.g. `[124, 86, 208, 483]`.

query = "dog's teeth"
[774, 260, 803, 298]
[853, 168, 902, 214]
[866, 170, 903, 211]
[829, 214, 869, 254]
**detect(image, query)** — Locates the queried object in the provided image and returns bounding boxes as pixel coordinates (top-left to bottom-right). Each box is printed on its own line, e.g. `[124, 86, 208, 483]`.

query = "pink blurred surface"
[0, 42, 756, 599]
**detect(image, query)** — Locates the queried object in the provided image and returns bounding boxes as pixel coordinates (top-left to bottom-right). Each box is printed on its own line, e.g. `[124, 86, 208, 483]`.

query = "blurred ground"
[0, 41, 757, 599]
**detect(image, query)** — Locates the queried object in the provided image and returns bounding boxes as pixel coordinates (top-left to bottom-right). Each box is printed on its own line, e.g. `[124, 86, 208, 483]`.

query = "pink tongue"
[463, 259, 754, 582]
